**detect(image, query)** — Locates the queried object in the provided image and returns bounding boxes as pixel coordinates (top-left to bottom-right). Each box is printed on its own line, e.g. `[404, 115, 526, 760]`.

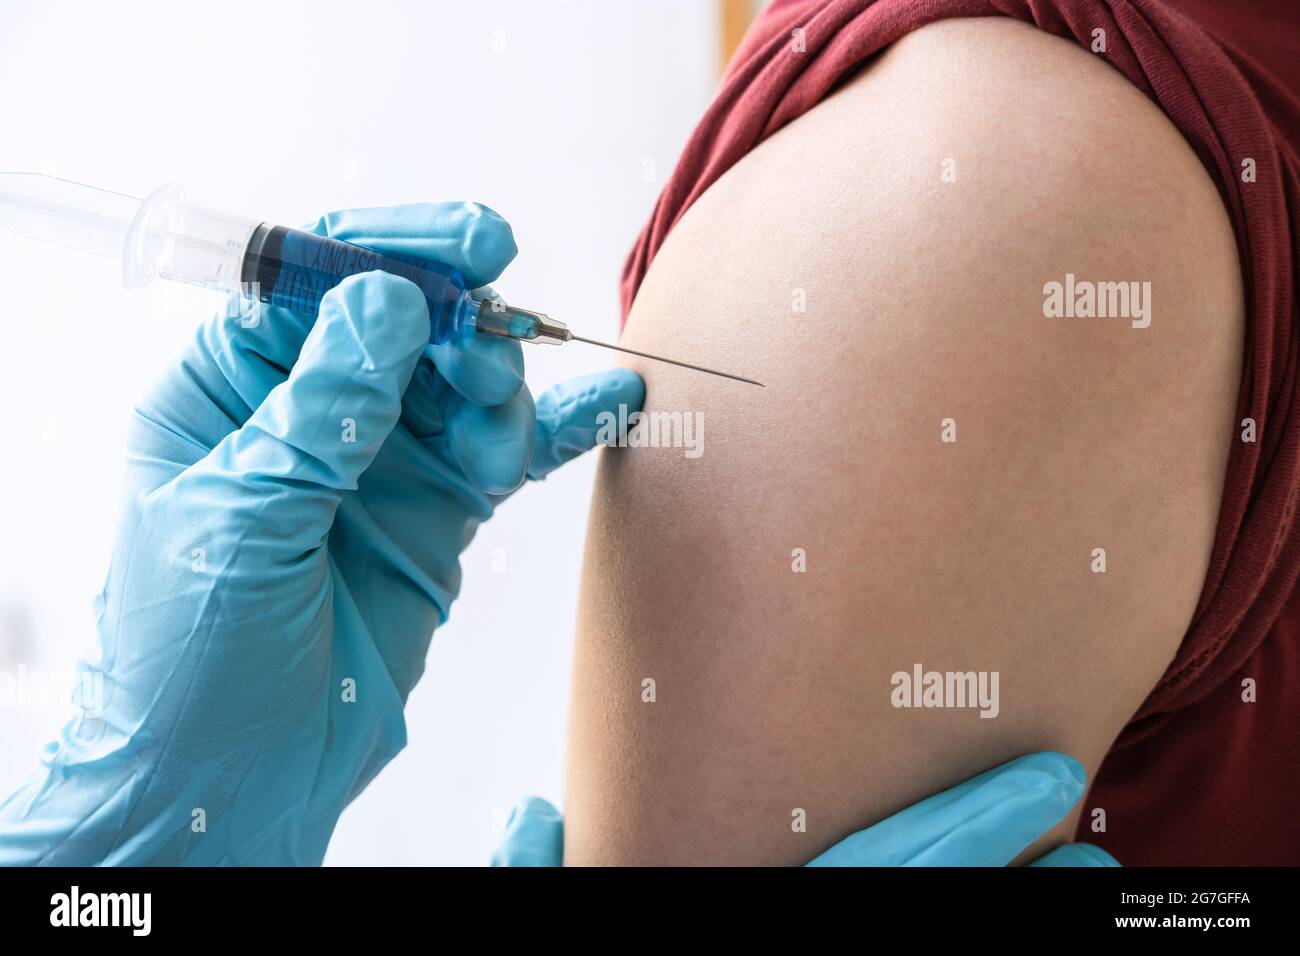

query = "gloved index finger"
[527, 369, 647, 481]
[805, 752, 1086, 867]
[1028, 842, 1120, 867]
[309, 202, 518, 289]
[490, 797, 564, 867]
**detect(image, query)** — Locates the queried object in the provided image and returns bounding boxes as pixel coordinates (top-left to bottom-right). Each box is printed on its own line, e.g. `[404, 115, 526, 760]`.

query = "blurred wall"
[0, 0, 717, 865]
[721, 0, 769, 71]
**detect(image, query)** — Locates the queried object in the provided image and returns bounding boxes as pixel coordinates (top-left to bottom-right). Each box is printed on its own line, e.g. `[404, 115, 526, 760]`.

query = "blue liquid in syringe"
[239, 224, 480, 344]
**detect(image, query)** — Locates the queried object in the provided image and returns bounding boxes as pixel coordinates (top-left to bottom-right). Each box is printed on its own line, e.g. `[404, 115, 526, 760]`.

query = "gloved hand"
[491, 752, 1119, 866]
[0, 203, 643, 866]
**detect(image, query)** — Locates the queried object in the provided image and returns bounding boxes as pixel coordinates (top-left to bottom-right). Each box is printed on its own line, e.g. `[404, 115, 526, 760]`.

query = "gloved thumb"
[176, 271, 428, 554]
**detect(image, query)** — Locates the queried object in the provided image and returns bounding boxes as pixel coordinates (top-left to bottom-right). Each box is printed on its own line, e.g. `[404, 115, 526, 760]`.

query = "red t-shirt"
[619, 0, 1300, 864]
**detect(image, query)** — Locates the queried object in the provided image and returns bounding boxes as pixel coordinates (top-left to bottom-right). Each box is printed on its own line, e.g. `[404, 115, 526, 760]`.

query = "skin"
[563, 17, 1243, 865]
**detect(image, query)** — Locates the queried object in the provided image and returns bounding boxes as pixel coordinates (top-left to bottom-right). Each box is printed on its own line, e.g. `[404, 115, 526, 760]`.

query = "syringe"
[0, 173, 763, 387]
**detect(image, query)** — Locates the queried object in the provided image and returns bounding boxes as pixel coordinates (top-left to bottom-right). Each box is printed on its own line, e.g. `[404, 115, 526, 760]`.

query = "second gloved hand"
[0, 203, 642, 866]
[492, 752, 1119, 867]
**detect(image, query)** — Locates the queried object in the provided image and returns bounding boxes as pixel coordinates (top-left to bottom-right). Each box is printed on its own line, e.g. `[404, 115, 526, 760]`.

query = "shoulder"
[569, 14, 1244, 864]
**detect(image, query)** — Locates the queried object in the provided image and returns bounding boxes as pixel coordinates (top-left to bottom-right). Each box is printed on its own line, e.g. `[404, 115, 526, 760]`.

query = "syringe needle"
[568, 334, 765, 387]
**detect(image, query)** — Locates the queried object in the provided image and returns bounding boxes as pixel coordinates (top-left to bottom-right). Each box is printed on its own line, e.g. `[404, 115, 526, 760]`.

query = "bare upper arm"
[563, 17, 1243, 865]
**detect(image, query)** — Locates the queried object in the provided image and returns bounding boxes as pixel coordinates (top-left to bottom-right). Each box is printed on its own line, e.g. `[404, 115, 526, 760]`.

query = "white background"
[0, 0, 717, 864]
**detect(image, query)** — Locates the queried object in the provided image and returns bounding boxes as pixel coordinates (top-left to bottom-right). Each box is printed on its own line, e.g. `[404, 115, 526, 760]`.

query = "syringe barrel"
[122, 183, 260, 292]
[239, 223, 481, 345]
[124, 184, 482, 346]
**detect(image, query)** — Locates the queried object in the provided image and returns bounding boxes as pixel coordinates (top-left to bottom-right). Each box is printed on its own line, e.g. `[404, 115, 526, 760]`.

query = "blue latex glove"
[0, 203, 644, 866]
[491, 752, 1119, 866]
